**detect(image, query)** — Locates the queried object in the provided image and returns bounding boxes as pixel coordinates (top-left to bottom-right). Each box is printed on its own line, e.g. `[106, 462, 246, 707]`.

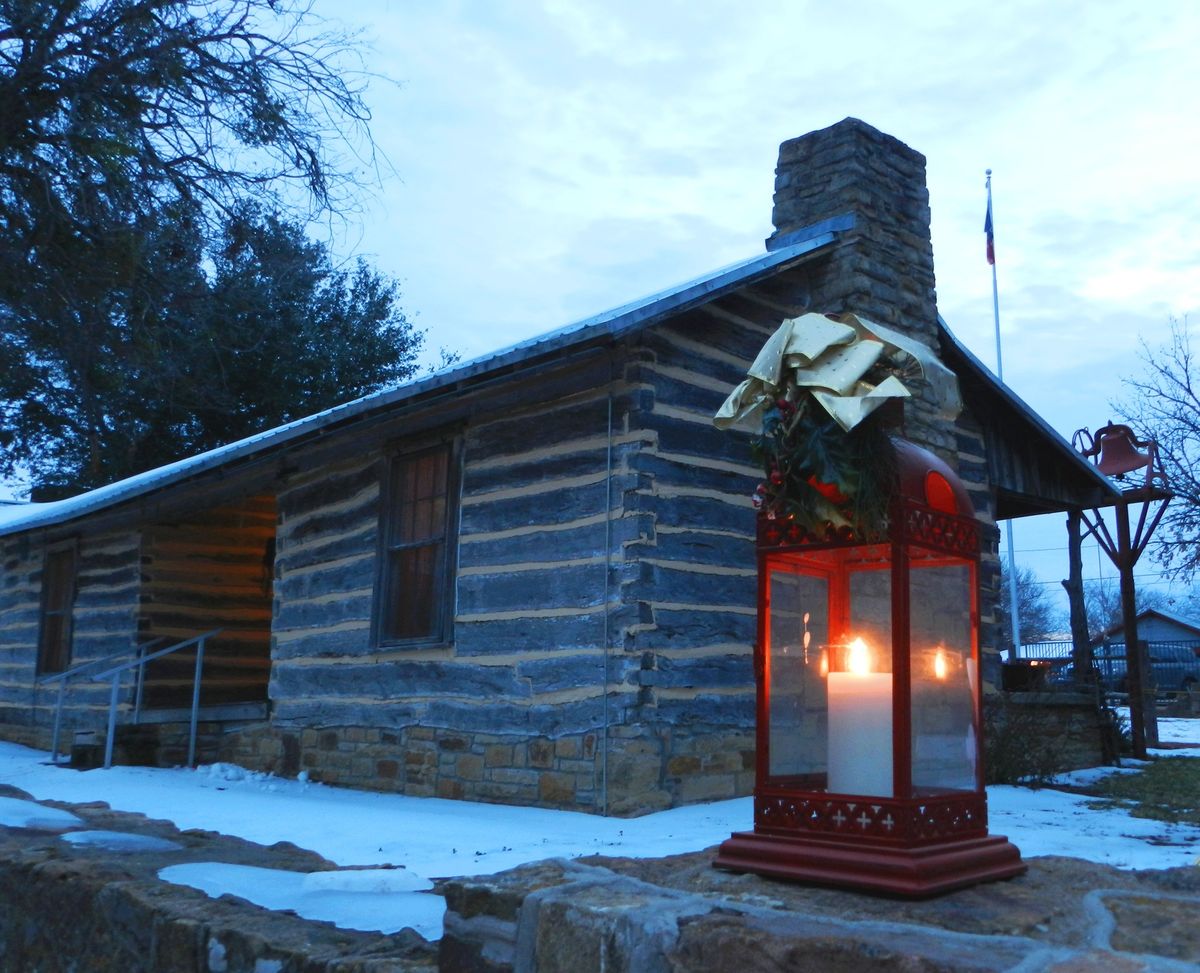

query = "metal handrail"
[89, 629, 223, 770]
[39, 638, 166, 764]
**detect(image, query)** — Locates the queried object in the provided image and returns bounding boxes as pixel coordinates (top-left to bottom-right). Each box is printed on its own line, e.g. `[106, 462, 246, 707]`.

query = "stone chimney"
[767, 117, 938, 351]
[767, 117, 958, 458]
[769, 118, 1003, 684]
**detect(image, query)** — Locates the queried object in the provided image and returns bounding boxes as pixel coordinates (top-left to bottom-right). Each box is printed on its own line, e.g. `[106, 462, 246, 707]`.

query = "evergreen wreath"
[751, 393, 898, 539]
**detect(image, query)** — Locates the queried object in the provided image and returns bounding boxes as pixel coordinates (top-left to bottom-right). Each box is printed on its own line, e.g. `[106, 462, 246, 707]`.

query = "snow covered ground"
[1, 719, 1198, 939]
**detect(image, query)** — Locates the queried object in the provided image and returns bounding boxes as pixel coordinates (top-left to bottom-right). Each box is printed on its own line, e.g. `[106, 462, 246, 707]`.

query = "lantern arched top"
[757, 438, 979, 556]
[893, 439, 974, 518]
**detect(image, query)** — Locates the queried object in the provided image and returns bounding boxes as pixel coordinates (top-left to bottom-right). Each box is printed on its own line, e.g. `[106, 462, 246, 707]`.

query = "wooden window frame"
[373, 436, 462, 649]
[36, 541, 78, 675]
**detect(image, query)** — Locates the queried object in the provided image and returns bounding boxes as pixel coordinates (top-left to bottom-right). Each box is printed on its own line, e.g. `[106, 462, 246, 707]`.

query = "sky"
[300, 0, 1200, 618]
[2, 732, 1198, 938]
[4, 2, 1196, 619]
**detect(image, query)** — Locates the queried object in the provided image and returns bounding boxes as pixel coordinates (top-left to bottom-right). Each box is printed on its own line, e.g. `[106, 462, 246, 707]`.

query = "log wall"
[256, 378, 645, 810]
[139, 496, 276, 707]
[600, 311, 772, 811]
[229, 283, 1005, 815]
[0, 529, 140, 747]
[232, 310, 778, 813]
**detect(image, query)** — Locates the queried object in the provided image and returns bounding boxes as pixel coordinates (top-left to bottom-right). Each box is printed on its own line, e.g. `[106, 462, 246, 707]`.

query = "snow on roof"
[0, 228, 840, 539]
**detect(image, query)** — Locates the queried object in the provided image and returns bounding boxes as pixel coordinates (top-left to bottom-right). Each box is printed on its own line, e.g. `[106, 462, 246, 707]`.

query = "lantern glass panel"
[847, 559, 892, 664]
[764, 545, 900, 797]
[829, 551, 893, 797]
[767, 567, 829, 783]
[909, 553, 979, 794]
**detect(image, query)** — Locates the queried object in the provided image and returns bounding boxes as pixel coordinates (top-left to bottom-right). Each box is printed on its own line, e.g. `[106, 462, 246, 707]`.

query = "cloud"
[314, 0, 1200, 430]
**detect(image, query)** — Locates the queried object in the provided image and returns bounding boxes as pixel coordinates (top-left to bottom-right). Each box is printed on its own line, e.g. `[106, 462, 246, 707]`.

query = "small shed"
[1097, 608, 1200, 646]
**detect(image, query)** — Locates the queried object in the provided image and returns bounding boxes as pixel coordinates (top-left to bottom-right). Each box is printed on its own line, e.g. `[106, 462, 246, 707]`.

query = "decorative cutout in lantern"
[715, 439, 1025, 896]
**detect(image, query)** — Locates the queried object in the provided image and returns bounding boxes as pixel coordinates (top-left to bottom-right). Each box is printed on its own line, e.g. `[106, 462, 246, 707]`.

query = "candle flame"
[934, 649, 947, 680]
[847, 637, 871, 675]
[819, 651, 829, 678]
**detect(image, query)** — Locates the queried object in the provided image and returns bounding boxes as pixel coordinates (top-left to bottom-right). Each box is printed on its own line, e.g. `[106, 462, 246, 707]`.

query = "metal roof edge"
[1, 225, 844, 539]
[936, 315, 1120, 498]
[765, 213, 856, 252]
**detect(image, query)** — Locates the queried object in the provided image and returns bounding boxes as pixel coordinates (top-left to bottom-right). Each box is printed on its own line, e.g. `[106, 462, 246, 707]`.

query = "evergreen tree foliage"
[1, 201, 420, 495]
[0, 2, 426, 496]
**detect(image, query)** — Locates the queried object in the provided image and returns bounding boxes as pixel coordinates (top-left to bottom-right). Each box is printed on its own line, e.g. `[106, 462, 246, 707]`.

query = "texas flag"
[984, 198, 995, 265]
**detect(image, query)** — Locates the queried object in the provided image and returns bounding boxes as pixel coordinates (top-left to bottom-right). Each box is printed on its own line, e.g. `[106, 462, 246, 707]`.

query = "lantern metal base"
[714, 830, 1026, 898]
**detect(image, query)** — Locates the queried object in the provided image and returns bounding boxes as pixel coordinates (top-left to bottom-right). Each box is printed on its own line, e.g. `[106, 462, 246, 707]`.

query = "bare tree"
[996, 562, 1061, 652]
[1118, 317, 1200, 576]
[1083, 577, 1168, 641]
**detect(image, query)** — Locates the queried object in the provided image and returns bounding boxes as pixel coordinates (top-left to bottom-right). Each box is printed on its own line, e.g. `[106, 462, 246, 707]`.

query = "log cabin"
[0, 119, 1116, 814]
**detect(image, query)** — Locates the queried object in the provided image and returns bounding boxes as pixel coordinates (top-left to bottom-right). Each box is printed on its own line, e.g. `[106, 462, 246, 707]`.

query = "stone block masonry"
[441, 853, 1200, 972]
[4, 789, 1199, 971]
[0, 788, 438, 972]
[219, 723, 603, 810]
[767, 118, 970, 466]
[215, 722, 755, 817]
[766, 117, 1006, 678]
[769, 118, 938, 347]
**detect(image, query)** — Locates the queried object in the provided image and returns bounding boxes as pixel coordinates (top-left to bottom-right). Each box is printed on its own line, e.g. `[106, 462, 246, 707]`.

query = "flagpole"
[987, 168, 1023, 657]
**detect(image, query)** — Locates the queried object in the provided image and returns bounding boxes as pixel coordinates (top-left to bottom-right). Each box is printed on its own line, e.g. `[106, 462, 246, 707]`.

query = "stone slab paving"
[440, 850, 1200, 971]
[4, 781, 1199, 971]
[0, 784, 437, 972]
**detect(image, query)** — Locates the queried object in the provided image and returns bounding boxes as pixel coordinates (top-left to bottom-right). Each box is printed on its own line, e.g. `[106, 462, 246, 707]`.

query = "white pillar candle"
[827, 638, 893, 797]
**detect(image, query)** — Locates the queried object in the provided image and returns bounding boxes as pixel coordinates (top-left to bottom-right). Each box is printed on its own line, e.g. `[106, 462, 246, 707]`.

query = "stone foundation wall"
[0, 722, 53, 751]
[216, 723, 604, 811]
[604, 725, 756, 816]
[982, 692, 1111, 783]
[0, 717, 756, 817]
[215, 722, 756, 817]
[27, 718, 755, 817]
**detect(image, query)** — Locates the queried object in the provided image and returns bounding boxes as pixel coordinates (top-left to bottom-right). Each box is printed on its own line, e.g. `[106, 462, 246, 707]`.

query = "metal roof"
[0, 225, 842, 538]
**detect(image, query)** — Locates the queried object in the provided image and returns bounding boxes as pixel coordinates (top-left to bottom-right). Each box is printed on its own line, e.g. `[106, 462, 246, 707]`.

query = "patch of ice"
[1049, 765, 1142, 787]
[207, 937, 228, 972]
[61, 830, 183, 852]
[159, 862, 444, 938]
[0, 796, 83, 832]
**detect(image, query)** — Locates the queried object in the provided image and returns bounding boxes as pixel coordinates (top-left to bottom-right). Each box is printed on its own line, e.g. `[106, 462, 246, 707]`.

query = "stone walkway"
[441, 849, 1200, 971]
[3, 781, 1199, 971]
[0, 783, 437, 972]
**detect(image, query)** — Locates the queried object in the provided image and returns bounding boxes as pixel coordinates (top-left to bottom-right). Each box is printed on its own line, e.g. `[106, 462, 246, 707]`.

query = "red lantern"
[715, 440, 1025, 896]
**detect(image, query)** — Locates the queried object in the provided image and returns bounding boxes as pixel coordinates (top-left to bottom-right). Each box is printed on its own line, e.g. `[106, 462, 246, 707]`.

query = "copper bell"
[1093, 423, 1152, 478]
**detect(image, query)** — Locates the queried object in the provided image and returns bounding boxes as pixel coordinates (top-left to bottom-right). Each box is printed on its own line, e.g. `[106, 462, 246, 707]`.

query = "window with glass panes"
[37, 544, 77, 674]
[377, 443, 457, 644]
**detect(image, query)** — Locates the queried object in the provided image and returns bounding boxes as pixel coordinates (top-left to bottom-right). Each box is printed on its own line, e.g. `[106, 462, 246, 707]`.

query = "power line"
[1024, 575, 1186, 589]
[1008, 542, 1108, 554]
